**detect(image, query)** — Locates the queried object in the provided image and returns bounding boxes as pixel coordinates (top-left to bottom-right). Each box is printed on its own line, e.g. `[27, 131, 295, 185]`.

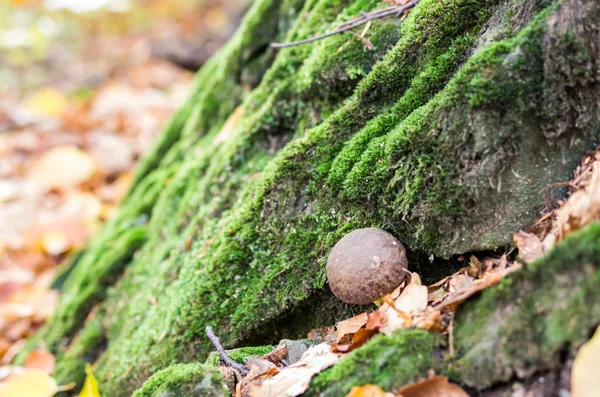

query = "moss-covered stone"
[300, 223, 600, 395]
[131, 363, 229, 397]
[25, 0, 600, 394]
[453, 221, 600, 389]
[306, 330, 434, 396]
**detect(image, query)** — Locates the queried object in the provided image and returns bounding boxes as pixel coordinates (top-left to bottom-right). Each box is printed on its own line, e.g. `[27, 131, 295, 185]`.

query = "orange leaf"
[397, 376, 468, 397]
[345, 384, 390, 397]
[336, 312, 368, 342]
[24, 349, 56, 375]
[333, 328, 377, 353]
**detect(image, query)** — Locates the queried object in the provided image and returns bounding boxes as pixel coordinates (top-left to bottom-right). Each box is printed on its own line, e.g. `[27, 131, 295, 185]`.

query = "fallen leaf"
[345, 384, 391, 397]
[0, 303, 34, 321]
[0, 369, 58, 397]
[336, 312, 368, 342]
[365, 310, 386, 330]
[397, 376, 469, 397]
[78, 363, 102, 397]
[379, 308, 411, 336]
[413, 309, 444, 332]
[246, 343, 340, 397]
[333, 328, 378, 353]
[0, 339, 25, 365]
[393, 273, 427, 314]
[28, 146, 97, 190]
[24, 88, 68, 118]
[24, 350, 56, 375]
[87, 132, 134, 176]
[261, 344, 287, 365]
[41, 231, 70, 256]
[572, 325, 600, 397]
[513, 231, 545, 263]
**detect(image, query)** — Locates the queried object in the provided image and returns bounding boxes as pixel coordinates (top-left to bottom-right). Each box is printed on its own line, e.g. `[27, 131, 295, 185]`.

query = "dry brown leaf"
[393, 273, 427, 314]
[246, 343, 341, 397]
[333, 328, 378, 353]
[24, 349, 56, 375]
[434, 270, 506, 311]
[467, 256, 482, 278]
[345, 384, 392, 397]
[571, 325, 600, 397]
[397, 376, 469, 397]
[547, 157, 600, 245]
[261, 344, 287, 365]
[366, 310, 387, 330]
[513, 231, 545, 263]
[379, 308, 411, 336]
[336, 312, 368, 342]
[413, 309, 444, 332]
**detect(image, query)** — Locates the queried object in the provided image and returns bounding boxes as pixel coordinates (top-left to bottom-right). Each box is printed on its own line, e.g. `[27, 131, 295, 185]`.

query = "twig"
[206, 326, 249, 376]
[271, 0, 419, 48]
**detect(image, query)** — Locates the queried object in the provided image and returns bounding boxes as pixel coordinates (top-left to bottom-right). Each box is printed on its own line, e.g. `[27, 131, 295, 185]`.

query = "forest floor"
[0, 0, 246, 387]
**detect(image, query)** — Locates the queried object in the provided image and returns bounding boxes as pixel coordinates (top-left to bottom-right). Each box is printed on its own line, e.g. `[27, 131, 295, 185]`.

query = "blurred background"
[0, 0, 249, 368]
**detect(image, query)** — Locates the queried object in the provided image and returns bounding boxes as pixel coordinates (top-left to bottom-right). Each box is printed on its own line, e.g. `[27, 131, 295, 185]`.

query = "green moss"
[454, 222, 600, 388]
[204, 345, 275, 367]
[306, 330, 434, 396]
[132, 363, 229, 397]
[33, 0, 600, 394]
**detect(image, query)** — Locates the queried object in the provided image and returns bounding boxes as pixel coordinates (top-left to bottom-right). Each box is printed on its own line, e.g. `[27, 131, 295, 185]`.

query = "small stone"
[327, 228, 408, 304]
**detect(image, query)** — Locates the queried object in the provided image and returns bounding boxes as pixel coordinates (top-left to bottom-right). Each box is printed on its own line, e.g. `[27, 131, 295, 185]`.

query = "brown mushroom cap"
[327, 228, 408, 304]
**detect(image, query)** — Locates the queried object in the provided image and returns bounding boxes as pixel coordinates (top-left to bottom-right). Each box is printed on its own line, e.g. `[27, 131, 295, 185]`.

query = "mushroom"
[327, 228, 408, 304]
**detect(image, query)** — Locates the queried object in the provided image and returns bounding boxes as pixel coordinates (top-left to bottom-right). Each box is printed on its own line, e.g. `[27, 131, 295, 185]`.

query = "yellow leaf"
[0, 369, 57, 397]
[78, 364, 102, 397]
[41, 231, 70, 255]
[572, 325, 600, 397]
[25, 88, 68, 117]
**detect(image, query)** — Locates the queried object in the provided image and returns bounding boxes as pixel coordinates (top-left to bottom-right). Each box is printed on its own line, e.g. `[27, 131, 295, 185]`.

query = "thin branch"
[206, 326, 249, 376]
[271, 0, 419, 48]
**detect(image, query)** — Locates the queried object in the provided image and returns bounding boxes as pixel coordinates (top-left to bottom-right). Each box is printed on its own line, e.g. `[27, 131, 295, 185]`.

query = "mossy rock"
[19, 0, 600, 394]
[304, 222, 600, 395]
[131, 364, 229, 397]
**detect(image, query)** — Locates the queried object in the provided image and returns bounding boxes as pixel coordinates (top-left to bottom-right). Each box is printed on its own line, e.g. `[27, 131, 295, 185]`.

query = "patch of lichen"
[453, 222, 600, 389]
[305, 330, 434, 396]
[131, 363, 229, 397]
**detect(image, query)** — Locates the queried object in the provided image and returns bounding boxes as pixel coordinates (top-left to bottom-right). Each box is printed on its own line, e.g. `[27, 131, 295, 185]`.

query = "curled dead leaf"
[336, 312, 368, 342]
[513, 231, 545, 263]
